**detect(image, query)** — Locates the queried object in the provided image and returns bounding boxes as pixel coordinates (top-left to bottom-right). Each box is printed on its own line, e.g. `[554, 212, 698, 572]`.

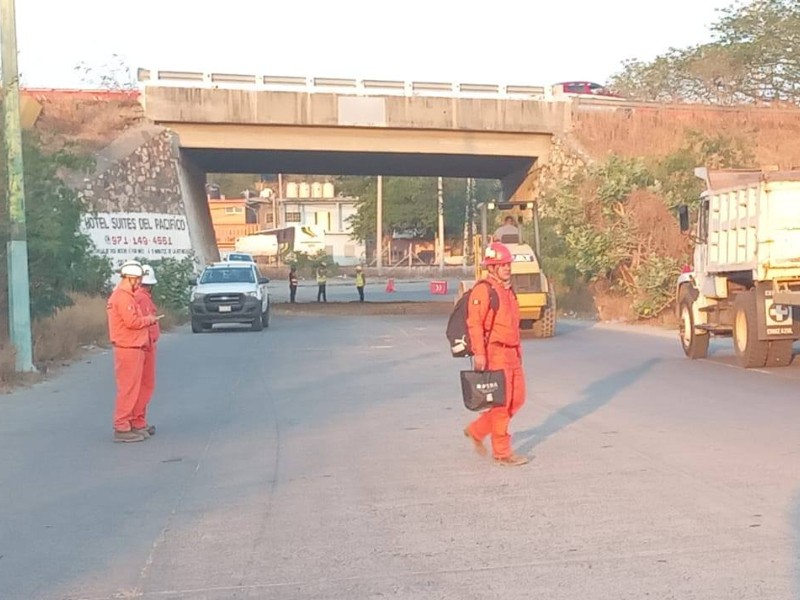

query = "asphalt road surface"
[2, 311, 800, 599]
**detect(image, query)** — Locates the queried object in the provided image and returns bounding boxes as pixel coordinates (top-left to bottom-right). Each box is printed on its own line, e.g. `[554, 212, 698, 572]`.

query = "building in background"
[277, 181, 364, 266]
[207, 179, 364, 265]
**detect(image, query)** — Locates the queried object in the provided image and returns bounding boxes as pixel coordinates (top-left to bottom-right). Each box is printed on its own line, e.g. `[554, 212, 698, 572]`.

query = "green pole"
[1, 0, 35, 372]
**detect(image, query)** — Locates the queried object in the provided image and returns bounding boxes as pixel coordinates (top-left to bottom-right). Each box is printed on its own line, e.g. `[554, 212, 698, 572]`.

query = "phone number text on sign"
[81, 212, 193, 266]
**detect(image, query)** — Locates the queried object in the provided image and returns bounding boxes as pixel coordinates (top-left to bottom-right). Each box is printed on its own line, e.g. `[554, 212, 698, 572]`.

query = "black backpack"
[446, 281, 499, 358]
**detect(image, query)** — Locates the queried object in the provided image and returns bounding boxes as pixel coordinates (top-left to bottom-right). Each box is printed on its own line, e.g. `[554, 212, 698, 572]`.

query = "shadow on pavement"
[513, 357, 660, 455]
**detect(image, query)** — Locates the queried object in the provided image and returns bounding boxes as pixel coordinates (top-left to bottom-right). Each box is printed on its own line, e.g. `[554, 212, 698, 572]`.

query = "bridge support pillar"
[501, 152, 549, 203]
[170, 134, 219, 266]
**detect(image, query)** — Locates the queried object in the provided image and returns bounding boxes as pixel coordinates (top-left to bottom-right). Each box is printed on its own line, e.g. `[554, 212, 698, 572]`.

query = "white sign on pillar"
[80, 212, 193, 269]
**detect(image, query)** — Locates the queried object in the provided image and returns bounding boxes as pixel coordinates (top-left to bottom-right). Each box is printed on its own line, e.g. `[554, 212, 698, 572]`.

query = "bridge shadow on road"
[513, 357, 660, 456]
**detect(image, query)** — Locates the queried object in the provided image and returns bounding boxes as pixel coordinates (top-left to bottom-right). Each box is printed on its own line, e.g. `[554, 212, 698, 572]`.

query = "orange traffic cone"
[385, 278, 395, 293]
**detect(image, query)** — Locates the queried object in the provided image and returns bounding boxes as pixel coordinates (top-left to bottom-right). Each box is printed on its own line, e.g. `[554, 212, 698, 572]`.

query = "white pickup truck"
[189, 262, 270, 333]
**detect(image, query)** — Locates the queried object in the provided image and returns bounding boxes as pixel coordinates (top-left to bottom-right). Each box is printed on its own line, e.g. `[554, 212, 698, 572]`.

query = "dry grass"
[574, 104, 800, 166]
[29, 93, 144, 152]
[32, 295, 109, 366]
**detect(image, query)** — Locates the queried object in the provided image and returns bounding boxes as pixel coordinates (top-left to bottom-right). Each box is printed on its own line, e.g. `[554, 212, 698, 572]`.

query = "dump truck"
[676, 168, 800, 368]
[457, 200, 556, 338]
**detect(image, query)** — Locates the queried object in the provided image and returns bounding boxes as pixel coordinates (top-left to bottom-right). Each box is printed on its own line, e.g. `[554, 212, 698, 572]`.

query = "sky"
[15, 0, 734, 89]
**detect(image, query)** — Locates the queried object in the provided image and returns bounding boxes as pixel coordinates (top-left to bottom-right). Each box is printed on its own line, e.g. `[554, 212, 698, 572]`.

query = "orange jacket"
[135, 287, 161, 345]
[466, 276, 520, 356]
[107, 285, 152, 348]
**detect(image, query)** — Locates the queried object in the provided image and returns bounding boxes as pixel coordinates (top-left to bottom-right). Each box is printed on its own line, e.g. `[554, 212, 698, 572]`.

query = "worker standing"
[316, 262, 327, 303]
[289, 265, 299, 303]
[355, 265, 366, 302]
[107, 260, 160, 443]
[132, 265, 161, 438]
[463, 243, 529, 466]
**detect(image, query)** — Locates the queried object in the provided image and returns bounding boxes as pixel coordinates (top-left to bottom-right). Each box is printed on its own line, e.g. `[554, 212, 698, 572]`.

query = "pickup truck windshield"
[200, 268, 255, 284]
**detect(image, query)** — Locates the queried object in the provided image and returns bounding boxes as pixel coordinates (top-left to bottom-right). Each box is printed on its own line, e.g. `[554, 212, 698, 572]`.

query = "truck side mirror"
[678, 205, 690, 232]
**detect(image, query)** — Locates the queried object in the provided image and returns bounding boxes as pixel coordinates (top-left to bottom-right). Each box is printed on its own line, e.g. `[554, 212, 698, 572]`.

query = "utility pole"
[1, 0, 35, 372]
[376, 175, 383, 275]
[462, 179, 470, 269]
[437, 176, 444, 274]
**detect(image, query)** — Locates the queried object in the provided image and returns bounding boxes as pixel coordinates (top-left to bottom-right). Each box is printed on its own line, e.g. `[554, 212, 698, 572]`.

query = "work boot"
[133, 425, 156, 437]
[131, 428, 150, 439]
[114, 430, 146, 443]
[463, 428, 487, 457]
[494, 453, 530, 467]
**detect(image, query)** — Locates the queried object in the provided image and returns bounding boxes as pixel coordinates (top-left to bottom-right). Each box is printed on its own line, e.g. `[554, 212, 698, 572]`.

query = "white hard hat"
[120, 260, 144, 278]
[141, 265, 157, 285]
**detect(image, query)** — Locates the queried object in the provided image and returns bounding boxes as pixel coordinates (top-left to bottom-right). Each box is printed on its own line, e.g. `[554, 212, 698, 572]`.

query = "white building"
[279, 182, 365, 266]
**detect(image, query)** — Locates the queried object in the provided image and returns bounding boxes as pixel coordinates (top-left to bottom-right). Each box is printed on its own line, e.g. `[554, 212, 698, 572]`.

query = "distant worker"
[493, 215, 520, 244]
[106, 260, 161, 443]
[289, 265, 299, 303]
[316, 262, 328, 303]
[132, 265, 161, 438]
[463, 243, 529, 466]
[355, 265, 366, 302]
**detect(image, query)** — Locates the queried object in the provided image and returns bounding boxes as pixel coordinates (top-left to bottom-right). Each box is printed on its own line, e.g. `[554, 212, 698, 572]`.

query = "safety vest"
[356, 273, 365, 287]
[317, 270, 327, 284]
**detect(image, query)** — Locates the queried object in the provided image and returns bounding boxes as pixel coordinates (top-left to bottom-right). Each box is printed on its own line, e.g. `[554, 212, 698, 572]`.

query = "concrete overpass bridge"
[137, 69, 572, 262]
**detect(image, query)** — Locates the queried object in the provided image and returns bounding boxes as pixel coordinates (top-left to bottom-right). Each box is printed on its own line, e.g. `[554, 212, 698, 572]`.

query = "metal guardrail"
[137, 68, 548, 99]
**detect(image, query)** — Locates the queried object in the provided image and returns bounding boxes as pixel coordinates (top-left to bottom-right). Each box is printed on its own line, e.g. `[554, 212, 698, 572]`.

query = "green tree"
[0, 129, 111, 319]
[339, 176, 499, 243]
[609, 0, 800, 104]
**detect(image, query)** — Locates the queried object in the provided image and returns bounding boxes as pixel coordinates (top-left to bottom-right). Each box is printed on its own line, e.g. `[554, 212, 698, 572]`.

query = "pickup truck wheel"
[766, 339, 794, 367]
[679, 298, 708, 359]
[251, 316, 264, 332]
[191, 318, 202, 334]
[733, 290, 768, 368]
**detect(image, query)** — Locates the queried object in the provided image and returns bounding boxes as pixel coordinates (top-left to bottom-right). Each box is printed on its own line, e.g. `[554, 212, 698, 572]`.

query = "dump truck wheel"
[766, 339, 793, 367]
[733, 290, 768, 368]
[678, 294, 708, 359]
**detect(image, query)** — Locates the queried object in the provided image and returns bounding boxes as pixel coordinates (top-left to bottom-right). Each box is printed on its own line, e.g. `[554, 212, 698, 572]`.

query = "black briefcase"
[460, 370, 506, 411]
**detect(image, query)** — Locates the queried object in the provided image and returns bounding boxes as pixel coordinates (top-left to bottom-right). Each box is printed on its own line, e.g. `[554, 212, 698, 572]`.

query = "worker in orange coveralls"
[132, 264, 161, 439]
[106, 260, 161, 443]
[463, 242, 529, 466]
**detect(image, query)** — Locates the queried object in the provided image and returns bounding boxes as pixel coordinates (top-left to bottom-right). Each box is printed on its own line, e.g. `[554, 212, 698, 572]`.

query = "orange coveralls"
[133, 287, 161, 430]
[465, 277, 525, 459]
[107, 285, 152, 432]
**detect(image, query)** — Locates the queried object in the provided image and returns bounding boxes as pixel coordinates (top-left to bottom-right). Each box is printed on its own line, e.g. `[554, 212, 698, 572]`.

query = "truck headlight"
[190, 291, 206, 301]
[245, 291, 259, 298]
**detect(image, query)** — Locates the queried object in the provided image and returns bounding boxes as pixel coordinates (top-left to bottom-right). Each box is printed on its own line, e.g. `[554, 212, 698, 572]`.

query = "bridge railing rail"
[137, 68, 549, 99]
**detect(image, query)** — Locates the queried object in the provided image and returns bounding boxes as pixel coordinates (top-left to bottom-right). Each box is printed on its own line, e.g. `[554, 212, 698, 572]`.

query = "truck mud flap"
[755, 281, 800, 340]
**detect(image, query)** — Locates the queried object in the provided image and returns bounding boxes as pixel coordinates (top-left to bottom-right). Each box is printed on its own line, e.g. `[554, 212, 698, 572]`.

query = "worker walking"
[316, 262, 327, 303]
[106, 260, 161, 443]
[463, 243, 529, 466]
[355, 265, 366, 302]
[289, 265, 299, 303]
[132, 265, 161, 438]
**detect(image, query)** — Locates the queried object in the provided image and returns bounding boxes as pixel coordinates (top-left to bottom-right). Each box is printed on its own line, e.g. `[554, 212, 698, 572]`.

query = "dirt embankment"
[24, 90, 144, 152]
[573, 104, 800, 166]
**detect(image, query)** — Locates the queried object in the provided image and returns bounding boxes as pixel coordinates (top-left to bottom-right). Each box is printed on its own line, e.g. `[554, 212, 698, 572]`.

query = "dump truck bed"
[705, 171, 800, 277]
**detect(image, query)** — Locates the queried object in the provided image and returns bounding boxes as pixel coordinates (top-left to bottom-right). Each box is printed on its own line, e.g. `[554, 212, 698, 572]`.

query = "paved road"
[270, 278, 463, 304]
[2, 313, 800, 599]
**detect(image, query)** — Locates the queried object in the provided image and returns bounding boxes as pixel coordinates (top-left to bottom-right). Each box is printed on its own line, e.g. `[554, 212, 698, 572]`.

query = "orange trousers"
[132, 345, 156, 429]
[467, 346, 526, 458]
[112, 347, 146, 432]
